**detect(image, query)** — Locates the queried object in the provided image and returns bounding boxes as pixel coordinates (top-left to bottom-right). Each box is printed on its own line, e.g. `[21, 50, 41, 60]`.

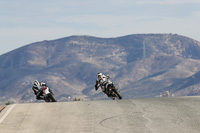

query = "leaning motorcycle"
[107, 83, 122, 100]
[41, 86, 57, 102]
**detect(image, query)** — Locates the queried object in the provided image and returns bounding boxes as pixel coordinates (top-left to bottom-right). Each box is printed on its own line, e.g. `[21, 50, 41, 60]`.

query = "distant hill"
[1, 34, 200, 104]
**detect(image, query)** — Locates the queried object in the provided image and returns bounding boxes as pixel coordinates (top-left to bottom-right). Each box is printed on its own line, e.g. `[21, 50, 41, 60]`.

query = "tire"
[44, 97, 50, 102]
[113, 89, 122, 100]
[48, 93, 57, 102]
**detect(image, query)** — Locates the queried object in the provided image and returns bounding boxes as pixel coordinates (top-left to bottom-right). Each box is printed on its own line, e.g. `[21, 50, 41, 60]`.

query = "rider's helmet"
[40, 82, 47, 87]
[33, 80, 40, 88]
[97, 72, 102, 79]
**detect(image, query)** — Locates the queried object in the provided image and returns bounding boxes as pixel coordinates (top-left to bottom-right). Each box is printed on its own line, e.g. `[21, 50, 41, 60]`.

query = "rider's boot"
[36, 96, 43, 100]
[36, 91, 43, 100]
[106, 89, 111, 97]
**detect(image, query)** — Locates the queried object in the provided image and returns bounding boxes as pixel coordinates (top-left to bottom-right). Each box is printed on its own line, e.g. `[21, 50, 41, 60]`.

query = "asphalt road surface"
[0, 97, 200, 133]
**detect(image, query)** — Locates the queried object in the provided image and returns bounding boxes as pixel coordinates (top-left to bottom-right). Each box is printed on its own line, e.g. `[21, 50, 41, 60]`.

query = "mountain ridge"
[1, 33, 200, 104]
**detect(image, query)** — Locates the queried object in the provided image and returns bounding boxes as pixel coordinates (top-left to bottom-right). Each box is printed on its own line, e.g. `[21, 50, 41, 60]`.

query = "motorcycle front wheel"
[48, 93, 57, 102]
[112, 89, 122, 100]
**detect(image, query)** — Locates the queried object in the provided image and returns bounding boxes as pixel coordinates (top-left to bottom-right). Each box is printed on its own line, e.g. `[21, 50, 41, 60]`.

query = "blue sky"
[1, 0, 200, 55]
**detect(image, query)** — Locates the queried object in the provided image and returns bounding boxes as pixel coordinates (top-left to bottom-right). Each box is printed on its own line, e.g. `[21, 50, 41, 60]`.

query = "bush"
[73, 97, 83, 101]
[5, 101, 13, 105]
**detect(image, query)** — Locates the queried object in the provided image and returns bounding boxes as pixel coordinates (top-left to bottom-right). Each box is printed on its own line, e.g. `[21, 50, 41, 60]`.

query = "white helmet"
[97, 72, 102, 78]
[33, 80, 40, 88]
[40, 82, 47, 87]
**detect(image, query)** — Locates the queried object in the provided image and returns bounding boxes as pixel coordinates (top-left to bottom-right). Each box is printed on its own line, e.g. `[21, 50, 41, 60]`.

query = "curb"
[0, 105, 6, 112]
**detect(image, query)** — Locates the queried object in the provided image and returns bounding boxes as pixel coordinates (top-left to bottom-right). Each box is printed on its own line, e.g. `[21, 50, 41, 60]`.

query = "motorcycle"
[97, 82, 122, 100]
[41, 86, 57, 102]
[107, 83, 122, 100]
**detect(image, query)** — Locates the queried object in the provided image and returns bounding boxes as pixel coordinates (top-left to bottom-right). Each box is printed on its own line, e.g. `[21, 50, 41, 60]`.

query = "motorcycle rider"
[95, 72, 113, 97]
[32, 80, 48, 100]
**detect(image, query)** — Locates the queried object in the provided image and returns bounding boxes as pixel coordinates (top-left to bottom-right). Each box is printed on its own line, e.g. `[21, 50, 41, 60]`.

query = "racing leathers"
[32, 80, 47, 100]
[95, 74, 113, 97]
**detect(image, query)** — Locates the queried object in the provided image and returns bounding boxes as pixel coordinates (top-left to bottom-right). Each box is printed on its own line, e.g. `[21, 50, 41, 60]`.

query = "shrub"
[5, 101, 13, 105]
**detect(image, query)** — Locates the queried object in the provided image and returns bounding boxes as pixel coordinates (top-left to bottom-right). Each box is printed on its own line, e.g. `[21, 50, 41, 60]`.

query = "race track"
[0, 97, 200, 133]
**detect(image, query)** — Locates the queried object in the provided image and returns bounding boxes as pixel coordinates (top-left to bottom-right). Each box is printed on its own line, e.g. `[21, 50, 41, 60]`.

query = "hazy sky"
[1, 0, 200, 55]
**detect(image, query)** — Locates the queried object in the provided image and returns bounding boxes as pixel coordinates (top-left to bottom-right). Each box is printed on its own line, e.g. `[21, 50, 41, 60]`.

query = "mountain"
[1, 34, 200, 104]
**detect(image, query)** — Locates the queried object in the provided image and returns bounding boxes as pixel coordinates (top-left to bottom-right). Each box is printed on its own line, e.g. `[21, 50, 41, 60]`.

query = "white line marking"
[0, 104, 16, 124]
